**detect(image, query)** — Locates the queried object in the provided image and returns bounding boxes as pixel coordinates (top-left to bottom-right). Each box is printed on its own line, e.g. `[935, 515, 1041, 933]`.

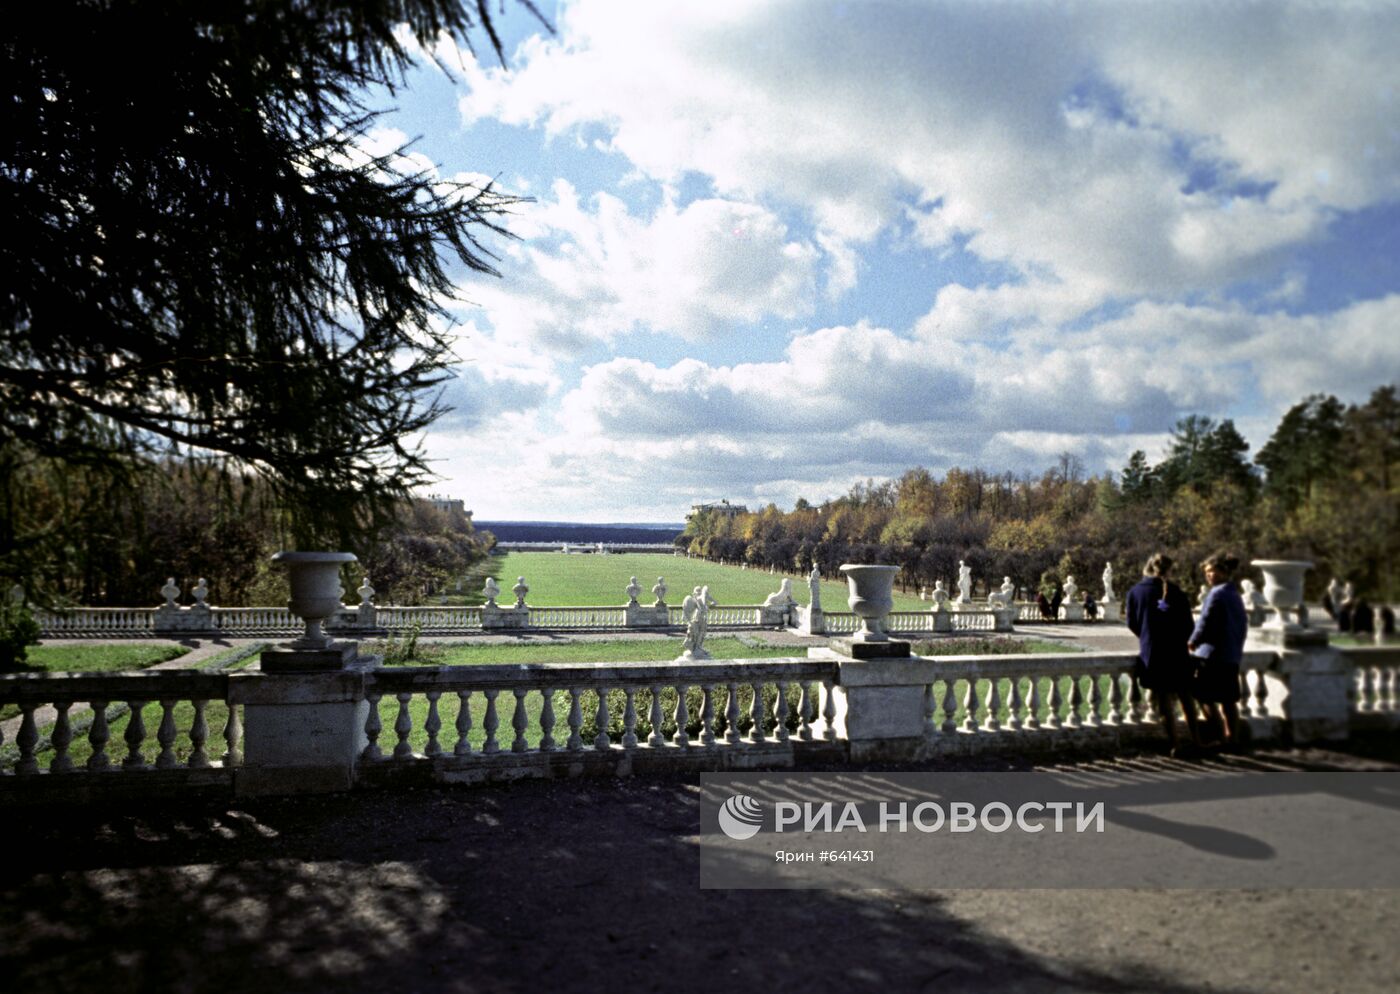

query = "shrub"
[0, 599, 41, 672]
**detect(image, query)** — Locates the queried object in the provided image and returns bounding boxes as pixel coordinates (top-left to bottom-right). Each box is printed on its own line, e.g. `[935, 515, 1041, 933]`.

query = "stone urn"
[272, 551, 357, 649]
[840, 564, 900, 642]
[1252, 559, 1313, 630]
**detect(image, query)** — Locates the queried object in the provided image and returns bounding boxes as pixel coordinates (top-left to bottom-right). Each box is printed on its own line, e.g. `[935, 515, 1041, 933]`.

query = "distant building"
[424, 494, 470, 518]
[689, 499, 749, 520]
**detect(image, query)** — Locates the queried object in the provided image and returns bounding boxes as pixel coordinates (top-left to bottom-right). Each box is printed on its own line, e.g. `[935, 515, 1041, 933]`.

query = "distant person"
[1351, 596, 1375, 636]
[1189, 552, 1249, 750]
[1083, 592, 1098, 621]
[1380, 605, 1396, 639]
[1037, 591, 1054, 620]
[1338, 581, 1357, 633]
[1049, 586, 1063, 621]
[1126, 553, 1204, 757]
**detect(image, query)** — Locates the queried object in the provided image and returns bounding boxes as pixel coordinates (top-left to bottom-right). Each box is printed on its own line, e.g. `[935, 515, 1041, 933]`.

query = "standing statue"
[1102, 562, 1116, 602]
[808, 563, 822, 612]
[957, 560, 973, 603]
[680, 584, 712, 659]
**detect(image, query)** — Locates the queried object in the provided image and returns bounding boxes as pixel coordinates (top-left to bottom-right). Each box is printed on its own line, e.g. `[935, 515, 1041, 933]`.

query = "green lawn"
[1, 643, 192, 722]
[22, 643, 191, 673]
[443, 551, 932, 611]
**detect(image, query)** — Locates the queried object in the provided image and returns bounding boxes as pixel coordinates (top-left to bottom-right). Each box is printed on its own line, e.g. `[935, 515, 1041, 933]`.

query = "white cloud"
[466, 181, 819, 346]
[458, 0, 1400, 304]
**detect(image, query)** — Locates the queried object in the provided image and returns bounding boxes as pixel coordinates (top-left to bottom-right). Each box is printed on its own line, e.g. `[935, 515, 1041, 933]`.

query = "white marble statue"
[957, 560, 973, 603]
[483, 577, 500, 608]
[625, 576, 642, 605]
[808, 564, 822, 612]
[763, 578, 796, 607]
[1063, 576, 1078, 603]
[930, 580, 951, 611]
[1102, 562, 1116, 602]
[988, 576, 1015, 607]
[1198, 584, 1210, 609]
[160, 577, 181, 610]
[652, 577, 668, 606]
[681, 584, 712, 659]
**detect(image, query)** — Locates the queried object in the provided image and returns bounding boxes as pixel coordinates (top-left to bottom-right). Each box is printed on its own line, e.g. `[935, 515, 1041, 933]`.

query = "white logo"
[718, 794, 764, 840]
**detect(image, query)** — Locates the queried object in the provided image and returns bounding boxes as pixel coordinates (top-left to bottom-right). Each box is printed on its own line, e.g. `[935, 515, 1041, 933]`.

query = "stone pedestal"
[811, 648, 934, 761]
[154, 603, 217, 634]
[1251, 627, 1348, 743]
[233, 647, 378, 795]
[796, 605, 825, 635]
[992, 606, 1016, 632]
[1059, 604, 1085, 622]
[1099, 600, 1120, 623]
[624, 603, 668, 627]
[931, 607, 952, 633]
[481, 604, 529, 629]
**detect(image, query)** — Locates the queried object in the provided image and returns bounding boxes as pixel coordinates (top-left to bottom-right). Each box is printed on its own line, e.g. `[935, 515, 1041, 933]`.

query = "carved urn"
[840, 564, 901, 642]
[1251, 559, 1313, 630]
[272, 551, 357, 649]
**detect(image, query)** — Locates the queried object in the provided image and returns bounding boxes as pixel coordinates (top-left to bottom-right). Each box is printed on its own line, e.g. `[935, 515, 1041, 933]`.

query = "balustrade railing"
[0, 671, 240, 778]
[527, 606, 626, 628]
[1348, 646, 1400, 719]
[213, 607, 297, 631]
[34, 607, 158, 635]
[356, 659, 840, 779]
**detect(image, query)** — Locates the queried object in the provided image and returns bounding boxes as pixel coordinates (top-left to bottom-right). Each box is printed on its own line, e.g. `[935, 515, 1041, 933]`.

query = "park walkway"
[2, 743, 1397, 994]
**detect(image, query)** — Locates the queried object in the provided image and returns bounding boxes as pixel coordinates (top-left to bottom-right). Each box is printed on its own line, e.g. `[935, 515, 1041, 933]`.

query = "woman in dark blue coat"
[1126, 553, 1204, 755]
[1189, 552, 1249, 749]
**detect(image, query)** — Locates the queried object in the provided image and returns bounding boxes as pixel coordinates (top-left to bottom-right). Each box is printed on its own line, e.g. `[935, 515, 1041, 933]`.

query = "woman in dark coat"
[1189, 552, 1249, 749]
[1126, 552, 1204, 755]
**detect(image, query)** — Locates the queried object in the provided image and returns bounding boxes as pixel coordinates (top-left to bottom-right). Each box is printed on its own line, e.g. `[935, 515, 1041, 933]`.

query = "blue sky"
[373, 0, 1400, 521]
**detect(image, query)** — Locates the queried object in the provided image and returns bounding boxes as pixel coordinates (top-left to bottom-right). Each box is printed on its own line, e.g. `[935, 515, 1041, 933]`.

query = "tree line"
[677, 386, 1400, 602]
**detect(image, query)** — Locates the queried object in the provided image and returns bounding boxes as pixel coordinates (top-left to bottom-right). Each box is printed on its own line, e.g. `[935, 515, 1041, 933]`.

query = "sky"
[376, 0, 1400, 522]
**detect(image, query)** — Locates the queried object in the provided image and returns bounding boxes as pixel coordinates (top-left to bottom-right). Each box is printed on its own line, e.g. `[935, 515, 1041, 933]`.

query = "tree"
[1255, 394, 1345, 510]
[2, 0, 547, 589]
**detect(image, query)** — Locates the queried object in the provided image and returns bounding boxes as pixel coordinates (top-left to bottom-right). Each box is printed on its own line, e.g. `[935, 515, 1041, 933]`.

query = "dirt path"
[2, 745, 1397, 994]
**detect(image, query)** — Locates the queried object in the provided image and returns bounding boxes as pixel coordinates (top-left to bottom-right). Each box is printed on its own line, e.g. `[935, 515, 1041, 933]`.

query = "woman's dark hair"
[1145, 553, 1173, 577]
[1202, 552, 1240, 578]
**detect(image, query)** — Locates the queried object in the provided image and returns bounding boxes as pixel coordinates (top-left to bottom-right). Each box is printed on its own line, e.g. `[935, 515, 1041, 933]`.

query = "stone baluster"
[798, 682, 815, 741]
[567, 688, 583, 751]
[594, 689, 612, 750]
[1024, 676, 1042, 731]
[622, 688, 639, 748]
[922, 683, 937, 733]
[962, 679, 979, 732]
[1144, 687, 1161, 725]
[1005, 676, 1023, 731]
[455, 691, 473, 755]
[1107, 674, 1124, 726]
[749, 683, 767, 744]
[511, 691, 529, 753]
[16, 705, 39, 775]
[540, 688, 556, 752]
[1066, 676, 1084, 729]
[363, 693, 383, 759]
[725, 682, 742, 744]
[123, 700, 150, 769]
[648, 685, 666, 747]
[425, 691, 443, 757]
[700, 685, 717, 748]
[1128, 675, 1144, 724]
[50, 703, 74, 773]
[673, 685, 690, 748]
[156, 700, 179, 769]
[982, 676, 1001, 732]
[1360, 667, 1377, 711]
[773, 682, 790, 743]
[188, 700, 210, 768]
[941, 681, 958, 734]
[483, 689, 500, 754]
[1251, 669, 1270, 718]
[394, 692, 414, 759]
[222, 703, 241, 766]
[1086, 676, 1104, 728]
[821, 678, 837, 741]
[88, 700, 111, 771]
[1045, 678, 1063, 730]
